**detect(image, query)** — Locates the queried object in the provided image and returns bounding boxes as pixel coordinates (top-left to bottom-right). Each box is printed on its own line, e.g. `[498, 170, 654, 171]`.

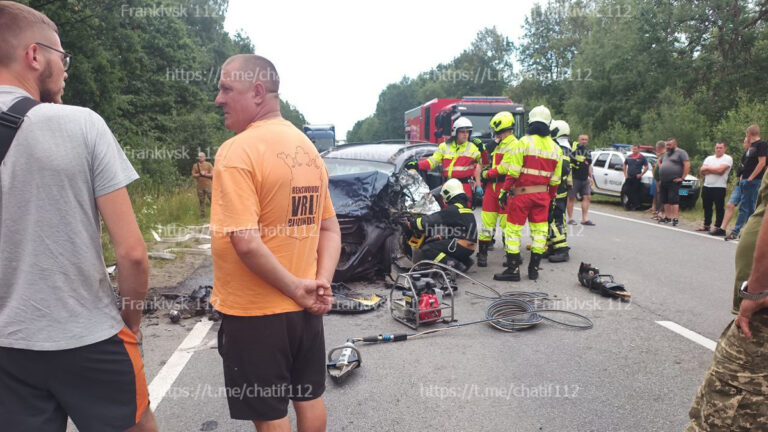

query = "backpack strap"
[0, 97, 40, 164]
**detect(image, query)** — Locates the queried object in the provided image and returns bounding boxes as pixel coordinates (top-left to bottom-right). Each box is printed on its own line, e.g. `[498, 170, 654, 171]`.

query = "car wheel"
[621, 190, 631, 209]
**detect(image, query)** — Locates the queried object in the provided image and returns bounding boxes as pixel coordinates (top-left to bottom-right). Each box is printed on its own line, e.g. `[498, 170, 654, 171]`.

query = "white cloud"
[224, 0, 534, 139]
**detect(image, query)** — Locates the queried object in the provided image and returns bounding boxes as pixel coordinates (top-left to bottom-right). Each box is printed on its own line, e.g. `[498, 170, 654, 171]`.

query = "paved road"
[134, 204, 739, 432]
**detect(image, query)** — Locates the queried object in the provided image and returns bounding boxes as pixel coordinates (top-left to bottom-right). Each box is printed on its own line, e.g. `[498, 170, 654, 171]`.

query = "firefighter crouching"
[493, 105, 563, 281]
[404, 179, 478, 272]
[405, 116, 483, 207]
[546, 119, 572, 263]
[476, 111, 519, 267]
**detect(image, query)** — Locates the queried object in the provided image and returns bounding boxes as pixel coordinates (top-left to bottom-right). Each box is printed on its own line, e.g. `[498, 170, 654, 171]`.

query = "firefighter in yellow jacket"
[476, 112, 518, 267]
[493, 106, 562, 281]
[406, 117, 482, 206]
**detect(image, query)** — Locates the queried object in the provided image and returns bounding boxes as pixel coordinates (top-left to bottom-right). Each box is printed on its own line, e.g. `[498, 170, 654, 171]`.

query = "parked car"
[322, 141, 442, 282]
[589, 148, 701, 209]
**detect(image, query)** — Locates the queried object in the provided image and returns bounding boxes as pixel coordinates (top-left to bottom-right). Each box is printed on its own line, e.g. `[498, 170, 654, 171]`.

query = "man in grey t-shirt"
[0, 3, 156, 431]
[658, 138, 690, 226]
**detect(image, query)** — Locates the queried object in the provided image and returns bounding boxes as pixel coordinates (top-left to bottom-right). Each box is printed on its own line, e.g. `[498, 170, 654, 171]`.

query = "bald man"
[0, 2, 155, 431]
[210, 54, 341, 432]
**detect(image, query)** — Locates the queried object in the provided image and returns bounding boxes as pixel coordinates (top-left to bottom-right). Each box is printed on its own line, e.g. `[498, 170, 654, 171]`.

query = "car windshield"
[462, 115, 493, 138]
[323, 158, 396, 176]
[312, 138, 334, 152]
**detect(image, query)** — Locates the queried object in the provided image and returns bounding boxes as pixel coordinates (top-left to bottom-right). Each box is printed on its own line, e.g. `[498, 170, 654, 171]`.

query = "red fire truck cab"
[404, 97, 525, 144]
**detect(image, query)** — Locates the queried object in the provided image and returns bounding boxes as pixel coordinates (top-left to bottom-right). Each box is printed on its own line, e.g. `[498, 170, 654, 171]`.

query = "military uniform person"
[686, 169, 768, 431]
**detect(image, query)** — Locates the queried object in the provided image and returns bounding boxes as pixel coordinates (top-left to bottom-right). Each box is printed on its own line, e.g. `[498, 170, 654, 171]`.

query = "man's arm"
[623, 161, 628, 178]
[748, 156, 766, 181]
[640, 158, 648, 177]
[192, 164, 200, 178]
[230, 230, 331, 313]
[475, 164, 482, 185]
[96, 187, 148, 338]
[713, 163, 730, 175]
[737, 201, 768, 338]
[676, 160, 690, 182]
[316, 217, 341, 286]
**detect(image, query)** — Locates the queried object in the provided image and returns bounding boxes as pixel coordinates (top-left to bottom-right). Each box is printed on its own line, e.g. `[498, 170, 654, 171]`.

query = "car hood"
[328, 171, 391, 217]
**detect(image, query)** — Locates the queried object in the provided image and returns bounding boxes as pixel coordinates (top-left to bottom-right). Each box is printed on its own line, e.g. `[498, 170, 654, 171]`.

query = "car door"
[605, 153, 625, 193]
[592, 152, 610, 190]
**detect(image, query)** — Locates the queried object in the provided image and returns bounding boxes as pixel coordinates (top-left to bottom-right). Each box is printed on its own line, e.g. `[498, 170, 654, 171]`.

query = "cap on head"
[550, 120, 570, 138]
[490, 111, 515, 134]
[451, 117, 473, 136]
[528, 105, 552, 126]
[440, 179, 465, 203]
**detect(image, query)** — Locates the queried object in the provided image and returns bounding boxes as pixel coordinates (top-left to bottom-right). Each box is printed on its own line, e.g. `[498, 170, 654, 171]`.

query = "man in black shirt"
[720, 125, 767, 240]
[567, 134, 594, 225]
[623, 144, 648, 210]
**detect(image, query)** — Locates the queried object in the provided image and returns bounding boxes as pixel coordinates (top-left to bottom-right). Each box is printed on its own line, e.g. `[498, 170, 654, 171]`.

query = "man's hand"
[673, 177, 683, 183]
[735, 296, 768, 339]
[474, 185, 484, 198]
[498, 189, 508, 210]
[292, 279, 333, 315]
[636, 173, 642, 179]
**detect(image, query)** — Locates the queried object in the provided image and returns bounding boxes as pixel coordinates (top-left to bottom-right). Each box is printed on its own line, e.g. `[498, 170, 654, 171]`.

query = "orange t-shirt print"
[209, 118, 335, 316]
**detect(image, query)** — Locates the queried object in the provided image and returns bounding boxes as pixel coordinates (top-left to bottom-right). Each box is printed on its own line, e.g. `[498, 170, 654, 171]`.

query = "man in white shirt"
[700, 142, 732, 235]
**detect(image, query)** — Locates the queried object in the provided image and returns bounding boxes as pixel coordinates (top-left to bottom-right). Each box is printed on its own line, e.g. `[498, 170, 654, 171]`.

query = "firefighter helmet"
[451, 117, 473, 136]
[440, 179, 465, 203]
[528, 105, 552, 126]
[490, 111, 515, 133]
[550, 120, 570, 138]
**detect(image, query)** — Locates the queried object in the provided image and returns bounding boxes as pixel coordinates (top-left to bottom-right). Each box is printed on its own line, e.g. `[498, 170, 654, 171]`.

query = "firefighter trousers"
[547, 196, 568, 251]
[479, 182, 506, 242]
[504, 192, 550, 254]
[419, 239, 475, 267]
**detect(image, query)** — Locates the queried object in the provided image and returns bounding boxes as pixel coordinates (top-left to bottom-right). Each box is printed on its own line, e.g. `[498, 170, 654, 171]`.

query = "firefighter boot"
[493, 253, 521, 281]
[477, 241, 490, 267]
[548, 247, 570, 263]
[528, 253, 543, 280]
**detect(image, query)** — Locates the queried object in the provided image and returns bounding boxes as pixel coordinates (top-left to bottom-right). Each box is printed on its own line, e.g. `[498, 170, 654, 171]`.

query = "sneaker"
[659, 217, 671, 224]
[709, 228, 727, 236]
[672, 219, 679, 227]
[725, 231, 739, 241]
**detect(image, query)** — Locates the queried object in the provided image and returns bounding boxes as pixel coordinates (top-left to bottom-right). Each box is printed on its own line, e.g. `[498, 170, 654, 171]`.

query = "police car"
[589, 146, 701, 209]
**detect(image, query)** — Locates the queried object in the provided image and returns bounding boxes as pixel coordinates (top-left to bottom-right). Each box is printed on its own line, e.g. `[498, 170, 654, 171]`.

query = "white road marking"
[655, 321, 716, 351]
[148, 319, 215, 411]
[575, 208, 738, 243]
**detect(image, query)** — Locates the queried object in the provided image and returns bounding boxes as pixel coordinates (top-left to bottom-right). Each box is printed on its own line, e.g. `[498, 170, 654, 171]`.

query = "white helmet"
[451, 117, 473, 136]
[550, 120, 570, 138]
[528, 105, 552, 126]
[440, 179, 465, 202]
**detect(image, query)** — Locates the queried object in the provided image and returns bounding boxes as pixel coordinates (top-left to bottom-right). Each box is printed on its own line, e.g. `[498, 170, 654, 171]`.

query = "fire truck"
[403, 97, 525, 144]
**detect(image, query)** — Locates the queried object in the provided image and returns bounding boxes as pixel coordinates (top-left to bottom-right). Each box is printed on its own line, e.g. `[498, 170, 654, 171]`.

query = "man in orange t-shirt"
[210, 54, 341, 432]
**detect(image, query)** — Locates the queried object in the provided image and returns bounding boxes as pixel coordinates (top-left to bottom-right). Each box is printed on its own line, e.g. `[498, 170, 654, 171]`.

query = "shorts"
[728, 180, 745, 205]
[0, 327, 149, 432]
[660, 180, 680, 205]
[569, 178, 591, 198]
[218, 310, 326, 421]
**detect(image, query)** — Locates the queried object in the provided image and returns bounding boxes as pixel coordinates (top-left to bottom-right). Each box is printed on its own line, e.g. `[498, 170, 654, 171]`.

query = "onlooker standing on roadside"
[0, 2, 156, 430]
[719, 125, 767, 240]
[623, 144, 648, 210]
[700, 142, 732, 235]
[658, 138, 690, 226]
[567, 134, 595, 225]
[210, 54, 341, 432]
[651, 140, 666, 220]
[192, 151, 213, 218]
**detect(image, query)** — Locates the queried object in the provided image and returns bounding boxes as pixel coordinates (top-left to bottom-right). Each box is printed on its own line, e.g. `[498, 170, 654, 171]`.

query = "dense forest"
[348, 0, 768, 168]
[22, 0, 306, 188]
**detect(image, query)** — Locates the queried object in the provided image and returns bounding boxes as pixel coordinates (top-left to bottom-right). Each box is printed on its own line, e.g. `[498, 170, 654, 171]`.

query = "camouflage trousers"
[686, 311, 768, 431]
[197, 188, 212, 217]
